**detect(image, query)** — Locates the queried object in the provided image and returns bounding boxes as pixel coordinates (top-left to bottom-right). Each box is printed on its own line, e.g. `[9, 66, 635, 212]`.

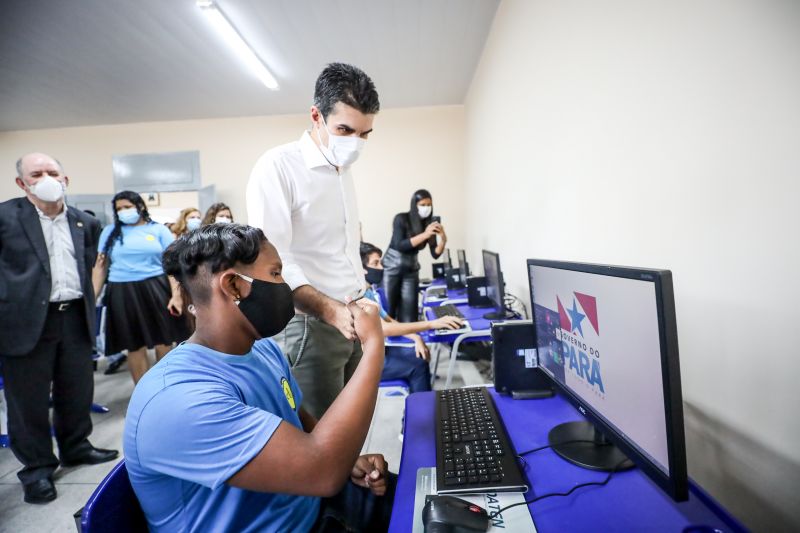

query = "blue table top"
[423, 300, 494, 343]
[389, 389, 745, 533]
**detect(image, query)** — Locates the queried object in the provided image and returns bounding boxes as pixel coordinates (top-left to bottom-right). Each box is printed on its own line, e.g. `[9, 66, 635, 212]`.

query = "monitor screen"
[442, 249, 452, 270]
[482, 250, 503, 310]
[457, 249, 468, 281]
[527, 259, 687, 500]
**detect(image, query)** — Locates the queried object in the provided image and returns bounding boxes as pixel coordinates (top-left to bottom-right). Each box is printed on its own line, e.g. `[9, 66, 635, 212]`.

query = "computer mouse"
[422, 495, 490, 533]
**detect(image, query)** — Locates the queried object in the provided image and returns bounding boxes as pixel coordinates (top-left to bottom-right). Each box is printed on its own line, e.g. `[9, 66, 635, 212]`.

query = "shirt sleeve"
[366, 288, 389, 320]
[156, 224, 175, 250]
[246, 153, 310, 290]
[133, 380, 281, 490]
[391, 214, 416, 253]
[97, 225, 112, 254]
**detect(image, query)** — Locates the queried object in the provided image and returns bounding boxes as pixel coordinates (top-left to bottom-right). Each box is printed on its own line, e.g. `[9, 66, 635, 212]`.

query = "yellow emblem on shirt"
[146, 234, 156, 241]
[281, 377, 296, 410]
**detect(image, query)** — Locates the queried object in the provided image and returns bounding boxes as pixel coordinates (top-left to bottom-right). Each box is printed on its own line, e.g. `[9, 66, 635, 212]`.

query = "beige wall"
[0, 106, 466, 273]
[464, 0, 800, 530]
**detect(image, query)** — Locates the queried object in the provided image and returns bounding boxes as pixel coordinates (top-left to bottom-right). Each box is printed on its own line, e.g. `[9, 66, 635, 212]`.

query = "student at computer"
[383, 189, 446, 322]
[124, 224, 394, 532]
[361, 242, 461, 393]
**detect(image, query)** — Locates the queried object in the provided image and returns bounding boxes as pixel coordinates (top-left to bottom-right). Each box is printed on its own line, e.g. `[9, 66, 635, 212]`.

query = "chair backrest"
[375, 286, 389, 311]
[81, 460, 147, 533]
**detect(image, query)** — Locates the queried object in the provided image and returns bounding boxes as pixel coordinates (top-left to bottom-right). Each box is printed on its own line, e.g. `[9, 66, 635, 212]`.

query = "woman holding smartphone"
[382, 189, 447, 322]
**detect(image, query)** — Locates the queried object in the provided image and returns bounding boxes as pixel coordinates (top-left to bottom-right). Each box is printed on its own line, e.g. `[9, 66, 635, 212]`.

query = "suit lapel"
[66, 207, 86, 287]
[18, 199, 51, 275]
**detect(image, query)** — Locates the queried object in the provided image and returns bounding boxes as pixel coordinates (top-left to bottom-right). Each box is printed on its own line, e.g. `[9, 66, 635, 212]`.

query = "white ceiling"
[0, 0, 499, 132]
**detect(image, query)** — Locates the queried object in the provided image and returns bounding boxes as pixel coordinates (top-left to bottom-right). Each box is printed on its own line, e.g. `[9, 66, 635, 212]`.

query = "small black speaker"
[492, 320, 554, 399]
[432, 262, 446, 279]
[467, 276, 491, 307]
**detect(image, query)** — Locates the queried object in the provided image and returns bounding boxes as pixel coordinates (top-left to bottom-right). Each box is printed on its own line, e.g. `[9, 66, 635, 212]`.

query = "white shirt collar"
[32, 200, 67, 221]
[298, 130, 336, 171]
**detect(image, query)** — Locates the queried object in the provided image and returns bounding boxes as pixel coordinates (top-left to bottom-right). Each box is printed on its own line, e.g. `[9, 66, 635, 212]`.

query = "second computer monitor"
[482, 250, 514, 320]
[456, 249, 469, 281]
[441, 249, 452, 270]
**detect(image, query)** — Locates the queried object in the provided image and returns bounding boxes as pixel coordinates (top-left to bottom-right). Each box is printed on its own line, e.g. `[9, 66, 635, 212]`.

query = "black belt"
[50, 299, 82, 311]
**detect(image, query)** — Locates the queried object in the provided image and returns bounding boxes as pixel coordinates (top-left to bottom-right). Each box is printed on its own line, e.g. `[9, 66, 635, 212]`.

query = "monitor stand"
[511, 388, 554, 400]
[548, 421, 635, 471]
[483, 308, 516, 320]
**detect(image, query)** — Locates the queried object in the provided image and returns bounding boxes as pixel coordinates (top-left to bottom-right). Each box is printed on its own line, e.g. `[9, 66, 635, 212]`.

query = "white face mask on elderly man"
[27, 175, 66, 203]
[316, 115, 365, 167]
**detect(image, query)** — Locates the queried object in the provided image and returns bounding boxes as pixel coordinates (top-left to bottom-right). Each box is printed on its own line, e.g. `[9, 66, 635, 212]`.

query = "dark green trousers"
[275, 314, 363, 419]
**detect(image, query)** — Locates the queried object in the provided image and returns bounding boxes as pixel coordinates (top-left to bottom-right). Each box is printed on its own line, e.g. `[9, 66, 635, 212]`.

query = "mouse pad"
[412, 467, 537, 532]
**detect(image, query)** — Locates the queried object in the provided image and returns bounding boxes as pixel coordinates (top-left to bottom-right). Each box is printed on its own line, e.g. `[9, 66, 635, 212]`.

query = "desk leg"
[430, 343, 440, 387]
[444, 330, 491, 389]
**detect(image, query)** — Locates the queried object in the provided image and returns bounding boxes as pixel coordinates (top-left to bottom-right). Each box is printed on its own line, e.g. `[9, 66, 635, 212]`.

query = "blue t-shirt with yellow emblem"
[123, 339, 319, 533]
[98, 222, 174, 282]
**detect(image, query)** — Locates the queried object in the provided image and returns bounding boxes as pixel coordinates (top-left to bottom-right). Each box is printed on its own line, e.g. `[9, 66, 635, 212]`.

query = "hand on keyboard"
[430, 316, 464, 331]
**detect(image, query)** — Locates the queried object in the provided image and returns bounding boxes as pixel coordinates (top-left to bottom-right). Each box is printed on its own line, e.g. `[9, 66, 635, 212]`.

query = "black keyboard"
[435, 387, 528, 494]
[431, 304, 465, 320]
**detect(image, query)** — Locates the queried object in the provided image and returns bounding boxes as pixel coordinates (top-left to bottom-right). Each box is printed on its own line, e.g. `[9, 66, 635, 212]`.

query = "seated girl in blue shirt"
[124, 224, 394, 532]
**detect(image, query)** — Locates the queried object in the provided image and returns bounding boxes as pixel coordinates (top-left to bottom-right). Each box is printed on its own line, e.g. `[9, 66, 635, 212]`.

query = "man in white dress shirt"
[247, 63, 380, 417]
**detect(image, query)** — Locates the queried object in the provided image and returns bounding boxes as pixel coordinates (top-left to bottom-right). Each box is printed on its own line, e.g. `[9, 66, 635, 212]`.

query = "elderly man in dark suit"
[0, 153, 118, 504]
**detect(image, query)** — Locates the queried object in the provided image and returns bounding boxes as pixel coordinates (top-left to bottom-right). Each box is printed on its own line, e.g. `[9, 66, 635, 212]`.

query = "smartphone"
[431, 216, 442, 224]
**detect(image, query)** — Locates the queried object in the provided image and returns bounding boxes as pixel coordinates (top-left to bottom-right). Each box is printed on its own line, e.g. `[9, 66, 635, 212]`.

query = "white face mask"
[28, 175, 66, 203]
[186, 218, 202, 231]
[215, 216, 232, 224]
[118, 207, 140, 225]
[316, 115, 365, 167]
[418, 205, 432, 219]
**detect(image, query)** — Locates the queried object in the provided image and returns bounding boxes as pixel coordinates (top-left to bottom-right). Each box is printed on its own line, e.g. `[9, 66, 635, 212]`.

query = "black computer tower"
[445, 268, 464, 289]
[466, 276, 492, 307]
[492, 320, 553, 398]
[432, 262, 446, 279]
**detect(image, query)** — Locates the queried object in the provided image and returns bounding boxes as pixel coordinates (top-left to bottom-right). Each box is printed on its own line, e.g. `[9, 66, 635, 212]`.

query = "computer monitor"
[482, 250, 515, 320]
[441, 249, 452, 270]
[527, 259, 688, 501]
[456, 249, 469, 280]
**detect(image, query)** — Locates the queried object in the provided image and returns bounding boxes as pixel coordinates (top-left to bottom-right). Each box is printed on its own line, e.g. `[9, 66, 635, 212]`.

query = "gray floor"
[0, 345, 490, 532]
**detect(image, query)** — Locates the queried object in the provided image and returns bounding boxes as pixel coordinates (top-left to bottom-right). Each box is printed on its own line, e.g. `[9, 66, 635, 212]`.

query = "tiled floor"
[0, 344, 490, 532]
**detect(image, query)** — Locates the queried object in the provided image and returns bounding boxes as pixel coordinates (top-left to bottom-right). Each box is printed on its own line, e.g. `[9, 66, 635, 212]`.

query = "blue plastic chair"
[79, 460, 146, 533]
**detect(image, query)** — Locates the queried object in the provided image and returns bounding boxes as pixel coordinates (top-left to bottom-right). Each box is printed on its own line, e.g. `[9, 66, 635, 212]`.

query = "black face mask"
[365, 266, 384, 285]
[234, 273, 295, 338]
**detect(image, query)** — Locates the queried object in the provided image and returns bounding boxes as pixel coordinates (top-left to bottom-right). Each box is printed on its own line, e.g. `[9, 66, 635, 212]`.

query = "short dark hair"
[163, 224, 267, 304]
[314, 63, 380, 120]
[359, 241, 383, 268]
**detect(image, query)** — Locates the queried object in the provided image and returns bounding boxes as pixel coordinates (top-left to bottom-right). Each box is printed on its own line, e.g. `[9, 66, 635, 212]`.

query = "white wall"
[0, 105, 466, 274]
[464, 0, 800, 530]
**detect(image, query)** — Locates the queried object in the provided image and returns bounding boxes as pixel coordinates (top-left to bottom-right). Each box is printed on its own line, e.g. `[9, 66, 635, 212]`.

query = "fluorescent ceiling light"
[197, 0, 279, 90]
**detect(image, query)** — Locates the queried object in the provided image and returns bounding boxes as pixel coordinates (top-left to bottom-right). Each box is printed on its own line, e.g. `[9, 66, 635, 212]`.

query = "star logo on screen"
[557, 292, 599, 337]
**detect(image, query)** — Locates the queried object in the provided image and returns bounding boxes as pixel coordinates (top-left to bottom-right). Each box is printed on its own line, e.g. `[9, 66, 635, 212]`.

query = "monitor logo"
[556, 292, 604, 395]
[556, 292, 599, 337]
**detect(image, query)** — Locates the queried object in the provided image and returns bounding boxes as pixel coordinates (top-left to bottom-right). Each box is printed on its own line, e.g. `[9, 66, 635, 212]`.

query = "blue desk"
[389, 389, 745, 533]
[422, 281, 468, 308]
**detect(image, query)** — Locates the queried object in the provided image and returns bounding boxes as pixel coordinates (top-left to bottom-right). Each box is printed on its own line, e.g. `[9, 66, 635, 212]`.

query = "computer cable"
[516, 439, 598, 457]
[503, 292, 528, 319]
[488, 457, 630, 519]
